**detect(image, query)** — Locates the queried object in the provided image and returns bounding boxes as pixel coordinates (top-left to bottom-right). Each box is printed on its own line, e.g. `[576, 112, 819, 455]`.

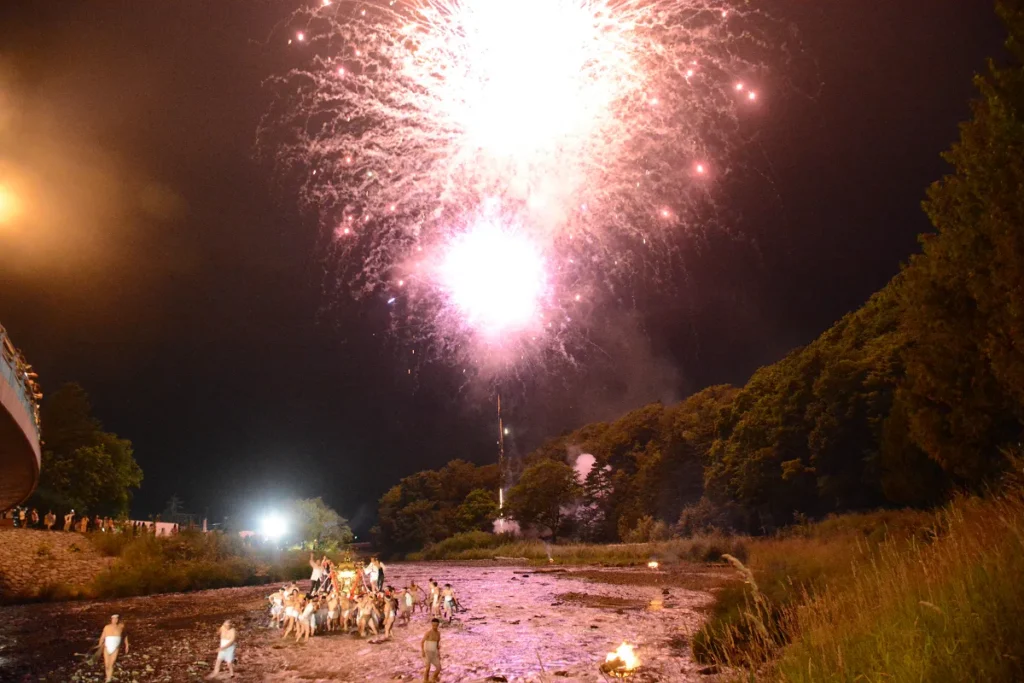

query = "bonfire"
[600, 642, 640, 678]
[647, 561, 659, 569]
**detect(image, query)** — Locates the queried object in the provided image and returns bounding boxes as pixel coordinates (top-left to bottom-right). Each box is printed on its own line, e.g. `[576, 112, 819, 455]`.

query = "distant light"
[260, 513, 287, 540]
[338, 67, 346, 77]
[748, 91, 757, 101]
[695, 163, 707, 175]
[322, 0, 331, 5]
[297, 32, 306, 42]
[503, 427, 510, 435]
[735, 82, 744, 91]
[387, 297, 396, 304]
[0, 185, 19, 225]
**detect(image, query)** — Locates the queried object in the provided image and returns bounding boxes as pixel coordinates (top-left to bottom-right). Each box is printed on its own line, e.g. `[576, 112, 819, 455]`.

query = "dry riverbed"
[0, 562, 729, 682]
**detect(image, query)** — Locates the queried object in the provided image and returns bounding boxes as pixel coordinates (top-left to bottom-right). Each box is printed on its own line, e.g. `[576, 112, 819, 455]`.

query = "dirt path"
[0, 562, 726, 682]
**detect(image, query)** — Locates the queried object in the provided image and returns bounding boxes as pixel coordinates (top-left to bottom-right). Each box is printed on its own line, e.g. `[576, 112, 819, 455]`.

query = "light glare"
[439, 222, 547, 336]
[260, 513, 287, 540]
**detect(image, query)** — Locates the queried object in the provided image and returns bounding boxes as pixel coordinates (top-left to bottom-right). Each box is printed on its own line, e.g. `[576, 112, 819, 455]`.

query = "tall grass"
[773, 490, 1024, 681]
[692, 508, 938, 666]
[692, 492, 1024, 682]
[413, 532, 748, 566]
[88, 531, 318, 598]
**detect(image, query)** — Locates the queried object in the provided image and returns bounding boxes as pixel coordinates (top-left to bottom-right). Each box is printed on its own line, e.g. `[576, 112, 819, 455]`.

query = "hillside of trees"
[375, 2, 1024, 554]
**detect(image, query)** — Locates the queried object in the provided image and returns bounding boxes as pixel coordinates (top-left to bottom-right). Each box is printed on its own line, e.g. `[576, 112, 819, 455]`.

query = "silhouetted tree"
[32, 383, 143, 517]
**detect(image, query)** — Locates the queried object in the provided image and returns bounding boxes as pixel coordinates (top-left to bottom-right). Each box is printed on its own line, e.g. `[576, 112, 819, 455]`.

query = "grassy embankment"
[31, 531, 326, 601]
[414, 484, 1024, 680]
[695, 482, 1024, 681]
[408, 530, 749, 565]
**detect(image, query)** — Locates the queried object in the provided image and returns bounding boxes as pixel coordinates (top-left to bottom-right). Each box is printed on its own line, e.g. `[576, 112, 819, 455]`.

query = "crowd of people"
[266, 553, 457, 681]
[1, 506, 184, 535]
[94, 554, 457, 682]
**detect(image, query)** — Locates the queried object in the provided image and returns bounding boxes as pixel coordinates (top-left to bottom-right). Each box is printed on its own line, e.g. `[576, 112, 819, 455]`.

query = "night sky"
[0, 1, 1005, 531]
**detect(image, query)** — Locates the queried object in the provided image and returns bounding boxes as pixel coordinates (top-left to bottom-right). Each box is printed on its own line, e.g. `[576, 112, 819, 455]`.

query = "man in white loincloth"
[420, 618, 442, 682]
[383, 587, 398, 638]
[441, 583, 459, 622]
[97, 614, 129, 683]
[432, 580, 444, 617]
[357, 592, 378, 638]
[207, 619, 237, 679]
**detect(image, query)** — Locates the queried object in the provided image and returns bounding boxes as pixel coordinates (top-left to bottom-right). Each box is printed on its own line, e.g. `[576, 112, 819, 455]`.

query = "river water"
[0, 562, 725, 682]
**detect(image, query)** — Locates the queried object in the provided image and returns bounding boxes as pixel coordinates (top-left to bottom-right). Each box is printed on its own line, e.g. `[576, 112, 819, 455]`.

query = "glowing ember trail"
[271, 0, 768, 362]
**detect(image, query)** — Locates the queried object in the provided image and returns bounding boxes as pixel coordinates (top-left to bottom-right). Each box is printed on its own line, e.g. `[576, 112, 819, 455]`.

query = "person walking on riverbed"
[363, 556, 385, 591]
[207, 619, 237, 679]
[421, 618, 442, 682]
[98, 614, 128, 683]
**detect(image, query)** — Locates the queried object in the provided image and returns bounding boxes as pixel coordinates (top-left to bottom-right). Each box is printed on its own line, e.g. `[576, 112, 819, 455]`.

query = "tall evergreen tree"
[897, 0, 1024, 486]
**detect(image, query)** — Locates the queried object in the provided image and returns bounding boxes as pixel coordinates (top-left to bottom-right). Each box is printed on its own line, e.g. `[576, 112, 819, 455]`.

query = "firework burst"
[270, 0, 766, 366]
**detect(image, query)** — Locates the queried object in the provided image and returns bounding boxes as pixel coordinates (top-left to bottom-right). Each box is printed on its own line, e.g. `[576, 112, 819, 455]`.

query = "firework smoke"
[269, 0, 765, 367]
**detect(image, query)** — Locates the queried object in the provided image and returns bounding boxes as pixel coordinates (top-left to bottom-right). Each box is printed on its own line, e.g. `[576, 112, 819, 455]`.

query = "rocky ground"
[0, 528, 113, 597]
[0, 562, 730, 682]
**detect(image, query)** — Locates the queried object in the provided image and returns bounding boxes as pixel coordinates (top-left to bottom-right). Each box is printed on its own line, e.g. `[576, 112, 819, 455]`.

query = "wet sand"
[0, 562, 726, 682]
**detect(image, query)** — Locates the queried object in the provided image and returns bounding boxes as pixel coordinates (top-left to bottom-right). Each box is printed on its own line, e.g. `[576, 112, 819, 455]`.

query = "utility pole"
[497, 391, 505, 511]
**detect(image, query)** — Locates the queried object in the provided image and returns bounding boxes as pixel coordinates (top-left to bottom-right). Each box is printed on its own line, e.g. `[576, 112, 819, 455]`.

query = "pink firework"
[271, 0, 767, 361]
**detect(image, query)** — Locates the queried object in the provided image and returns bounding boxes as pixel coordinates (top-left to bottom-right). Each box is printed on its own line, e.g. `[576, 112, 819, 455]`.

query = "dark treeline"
[376, 1, 1024, 555]
[30, 383, 143, 518]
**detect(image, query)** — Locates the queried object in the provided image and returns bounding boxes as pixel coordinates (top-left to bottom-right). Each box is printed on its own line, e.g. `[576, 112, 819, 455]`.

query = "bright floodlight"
[260, 513, 287, 540]
[439, 221, 547, 336]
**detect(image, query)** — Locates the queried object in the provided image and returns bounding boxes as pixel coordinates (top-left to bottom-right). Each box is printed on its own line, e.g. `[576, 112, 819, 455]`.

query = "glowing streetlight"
[0, 184, 19, 225]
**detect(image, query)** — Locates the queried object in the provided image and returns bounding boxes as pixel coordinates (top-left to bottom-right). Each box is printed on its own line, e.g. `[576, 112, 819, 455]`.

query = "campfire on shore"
[601, 642, 640, 677]
[646, 560, 659, 569]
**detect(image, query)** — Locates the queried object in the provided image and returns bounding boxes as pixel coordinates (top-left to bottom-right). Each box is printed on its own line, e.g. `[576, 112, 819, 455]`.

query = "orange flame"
[605, 642, 640, 670]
